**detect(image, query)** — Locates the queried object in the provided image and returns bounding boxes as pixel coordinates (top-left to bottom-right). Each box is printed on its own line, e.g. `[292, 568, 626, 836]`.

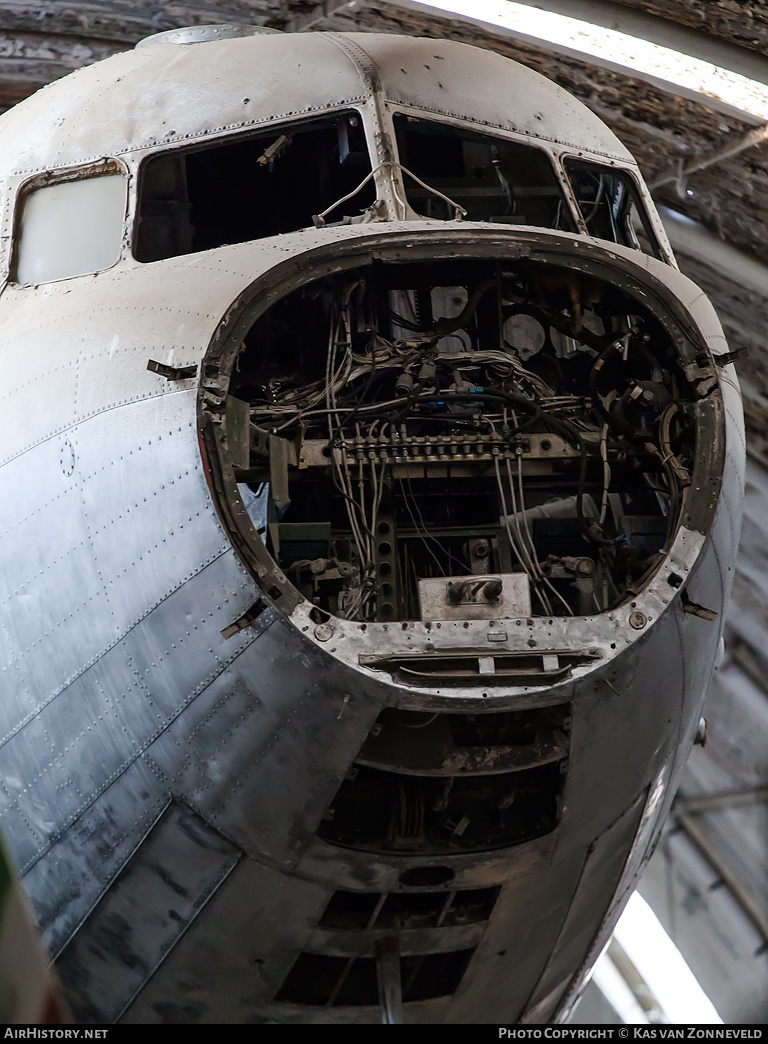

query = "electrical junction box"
[417, 573, 532, 622]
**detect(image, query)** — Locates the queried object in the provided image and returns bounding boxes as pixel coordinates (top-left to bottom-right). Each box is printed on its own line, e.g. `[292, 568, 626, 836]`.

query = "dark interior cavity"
[393, 113, 575, 229]
[564, 158, 662, 258]
[275, 948, 476, 1006]
[317, 705, 570, 855]
[134, 111, 374, 262]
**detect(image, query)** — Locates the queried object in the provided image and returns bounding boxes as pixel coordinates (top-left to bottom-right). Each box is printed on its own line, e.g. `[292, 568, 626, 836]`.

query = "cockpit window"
[393, 114, 575, 231]
[563, 159, 662, 259]
[14, 172, 126, 285]
[133, 111, 374, 263]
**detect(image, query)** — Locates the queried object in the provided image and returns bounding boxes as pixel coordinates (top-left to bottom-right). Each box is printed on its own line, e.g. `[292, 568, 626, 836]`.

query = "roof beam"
[673, 810, 768, 950]
[676, 786, 768, 814]
[464, 1, 768, 84]
[659, 205, 768, 299]
[382, 0, 768, 124]
[650, 123, 768, 192]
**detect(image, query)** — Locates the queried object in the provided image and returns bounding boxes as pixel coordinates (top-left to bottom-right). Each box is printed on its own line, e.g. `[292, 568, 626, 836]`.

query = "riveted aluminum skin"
[0, 30, 744, 1024]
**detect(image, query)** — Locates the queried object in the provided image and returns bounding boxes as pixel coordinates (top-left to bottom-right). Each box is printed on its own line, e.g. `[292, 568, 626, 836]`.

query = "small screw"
[314, 623, 334, 642]
[629, 611, 647, 630]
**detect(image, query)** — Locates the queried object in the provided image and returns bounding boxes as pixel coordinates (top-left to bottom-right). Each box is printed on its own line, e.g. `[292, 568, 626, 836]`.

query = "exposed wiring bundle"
[231, 260, 699, 622]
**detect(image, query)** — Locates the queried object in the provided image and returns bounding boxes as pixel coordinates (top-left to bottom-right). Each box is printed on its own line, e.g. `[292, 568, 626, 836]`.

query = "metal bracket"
[225, 396, 251, 472]
[681, 591, 718, 622]
[375, 476, 397, 622]
[714, 346, 749, 368]
[269, 434, 291, 505]
[220, 599, 267, 639]
[147, 359, 198, 381]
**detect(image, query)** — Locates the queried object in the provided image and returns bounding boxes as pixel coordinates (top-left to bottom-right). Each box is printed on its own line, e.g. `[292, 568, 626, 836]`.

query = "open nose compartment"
[204, 248, 721, 625]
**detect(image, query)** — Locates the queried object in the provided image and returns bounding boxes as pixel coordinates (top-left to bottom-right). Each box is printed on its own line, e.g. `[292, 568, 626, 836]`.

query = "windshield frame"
[562, 155, 667, 261]
[389, 107, 582, 232]
[130, 106, 375, 263]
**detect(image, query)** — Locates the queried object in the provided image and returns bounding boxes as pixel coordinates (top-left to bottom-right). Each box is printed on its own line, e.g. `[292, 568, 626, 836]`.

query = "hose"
[588, 341, 635, 437]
